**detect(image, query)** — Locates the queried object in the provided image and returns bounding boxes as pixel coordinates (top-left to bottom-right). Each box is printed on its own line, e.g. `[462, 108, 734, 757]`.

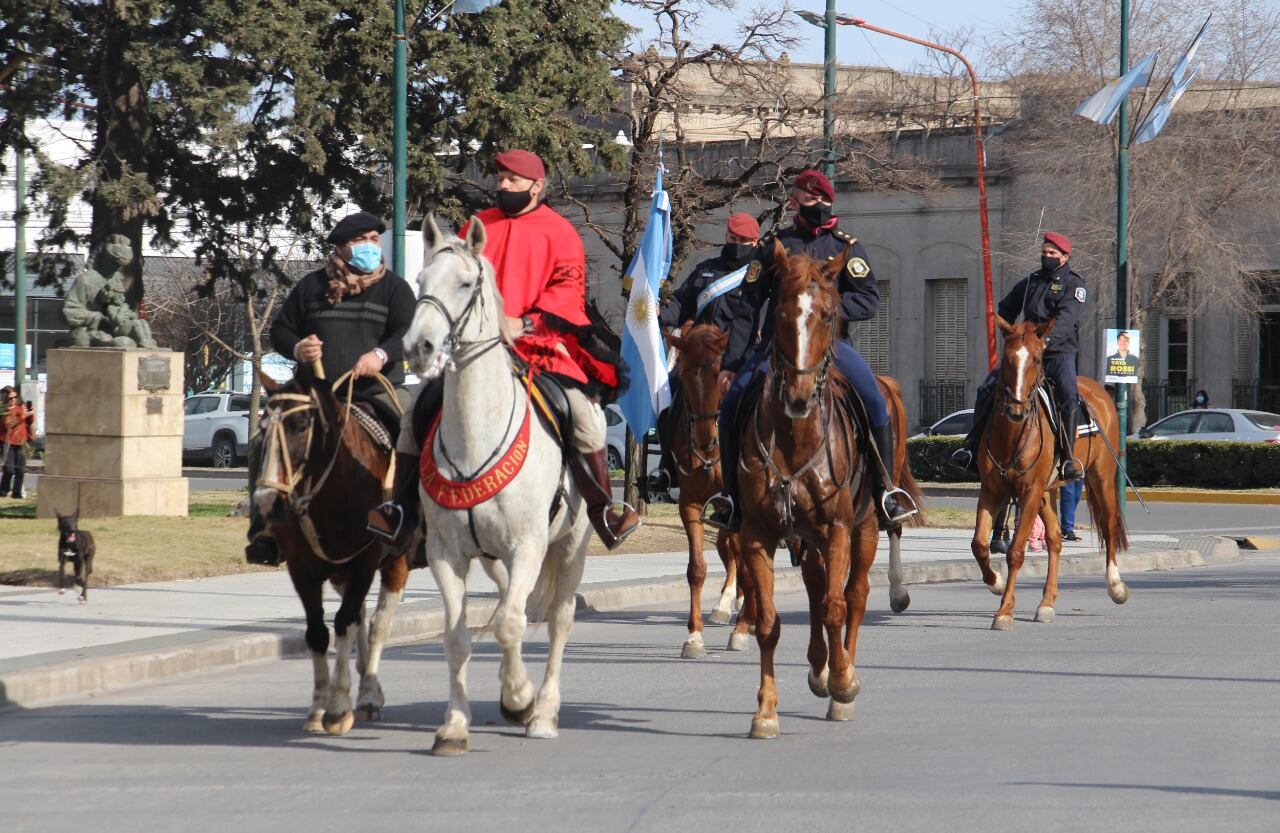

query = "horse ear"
[422, 214, 445, 252]
[825, 246, 852, 281]
[996, 315, 1014, 335]
[465, 215, 487, 255]
[712, 330, 730, 352]
[1037, 318, 1057, 338]
[665, 332, 690, 352]
[257, 371, 279, 393]
[771, 237, 787, 266]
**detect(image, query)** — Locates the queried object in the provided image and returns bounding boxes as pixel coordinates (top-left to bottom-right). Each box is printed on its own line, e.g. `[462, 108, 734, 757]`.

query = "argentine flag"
[618, 166, 673, 439]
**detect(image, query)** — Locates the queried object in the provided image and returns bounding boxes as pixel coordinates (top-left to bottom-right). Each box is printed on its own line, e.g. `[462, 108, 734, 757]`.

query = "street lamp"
[793, 4, 839, 180]
[833, 14, 998, 373]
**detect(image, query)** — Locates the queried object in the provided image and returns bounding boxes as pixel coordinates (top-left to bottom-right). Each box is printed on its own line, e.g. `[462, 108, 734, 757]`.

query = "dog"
[56, 512, 95, 603]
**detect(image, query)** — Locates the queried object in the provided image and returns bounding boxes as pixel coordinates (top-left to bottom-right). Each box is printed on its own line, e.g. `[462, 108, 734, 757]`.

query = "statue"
[62, 234, 157, 349]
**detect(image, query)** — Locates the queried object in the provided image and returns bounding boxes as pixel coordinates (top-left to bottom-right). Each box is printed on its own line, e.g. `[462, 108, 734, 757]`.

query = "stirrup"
[948, 447, 975, 473]
[1060, 458, 1085, 482]
[599, 499, 641, 547]
[367, 501, 404, 542]
[701, 493, 736, 531]
[880, 487, 918, 525]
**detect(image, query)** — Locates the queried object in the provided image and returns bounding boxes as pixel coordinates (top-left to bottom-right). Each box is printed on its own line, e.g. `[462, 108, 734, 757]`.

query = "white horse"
[405, 216, 591, 756]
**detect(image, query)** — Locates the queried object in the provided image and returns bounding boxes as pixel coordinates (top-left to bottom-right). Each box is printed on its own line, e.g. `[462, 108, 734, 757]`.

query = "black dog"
[56, 512, 95, 603]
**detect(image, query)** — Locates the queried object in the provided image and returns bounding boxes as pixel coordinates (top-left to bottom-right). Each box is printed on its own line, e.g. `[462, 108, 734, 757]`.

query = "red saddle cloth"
[419, 403, 533, 510]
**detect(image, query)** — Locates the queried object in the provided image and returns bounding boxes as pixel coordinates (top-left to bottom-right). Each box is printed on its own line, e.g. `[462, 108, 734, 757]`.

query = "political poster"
[1103, 329, 1140, 383]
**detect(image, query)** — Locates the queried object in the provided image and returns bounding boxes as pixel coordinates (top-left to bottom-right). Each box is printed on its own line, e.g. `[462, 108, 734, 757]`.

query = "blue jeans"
[1059, 479, 1083, 533]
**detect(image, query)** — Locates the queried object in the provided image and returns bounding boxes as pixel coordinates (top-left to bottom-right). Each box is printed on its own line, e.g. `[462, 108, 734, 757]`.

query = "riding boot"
[367, 451, 428, 568]
[948, 386, 994, 475]
[571, 448, 640, 550]
[1058, 407, 1084, 482]
[869, 421, 916, 530]
[649, 407, 676, 494]
[703, 418, 741, 532]
[243, 434, 282, 566]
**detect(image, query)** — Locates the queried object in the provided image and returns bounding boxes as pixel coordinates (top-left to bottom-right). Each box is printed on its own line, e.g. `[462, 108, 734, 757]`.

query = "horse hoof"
[681, 639, 707, 660]
[830, 676, 861, 704]
[323, 711, 354, 736]
[1035, 606, 1056, 624]
[727, 632, 751, 652]
[991, 614, 1014, 631]
[826, 699, 856, 721]
[356, 703, 382, 722]
[527, 717, 558, 740]
[807, 669, 830, 699]
[500, 699, 535, 726]
[58, 588, 65, 595]
[749, 717, 779, 739]
[890, 591, 911, 613]
[708, 609, 733, 626]
[78, 597, 87, 605]
[302, 715, 326, 733]
[1109, 583, 1130, 605]
[432, 736, 469, 757]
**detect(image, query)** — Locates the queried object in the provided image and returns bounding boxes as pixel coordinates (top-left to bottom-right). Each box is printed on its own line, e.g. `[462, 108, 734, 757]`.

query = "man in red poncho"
[369, 150, 639, 551]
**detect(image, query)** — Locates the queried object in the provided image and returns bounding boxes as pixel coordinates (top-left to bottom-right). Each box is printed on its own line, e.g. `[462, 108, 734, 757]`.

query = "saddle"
[1035, 386, 1098, 438]
[734, 366, 867, 444]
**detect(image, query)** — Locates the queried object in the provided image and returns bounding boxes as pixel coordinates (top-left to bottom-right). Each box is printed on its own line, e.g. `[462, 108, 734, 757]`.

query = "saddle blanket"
[1035, 387, 1099, 437]
[419, 405, 533, 510]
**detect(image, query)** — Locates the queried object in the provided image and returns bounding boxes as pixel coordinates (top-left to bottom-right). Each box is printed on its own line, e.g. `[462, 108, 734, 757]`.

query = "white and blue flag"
[1133, 16, 1210, 145]
[1073, 52, 1158, 126]
[618, 166, 674, 439]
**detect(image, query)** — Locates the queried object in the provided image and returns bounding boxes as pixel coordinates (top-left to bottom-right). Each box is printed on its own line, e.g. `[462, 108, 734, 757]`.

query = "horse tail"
[898, 454, 928, 528]
[1085, 470, 1130, 553]
[876, 374, 927, 527]
[525, 549, 564, 626]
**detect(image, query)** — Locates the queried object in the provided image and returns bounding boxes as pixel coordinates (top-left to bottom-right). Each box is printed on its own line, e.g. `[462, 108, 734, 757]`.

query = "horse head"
[770, 239, 845, 419]
[253, 367, 340, 520]
[405, 215, 506, 380]
[996, 315, 1055, 423]
[665, 323, 729, 468]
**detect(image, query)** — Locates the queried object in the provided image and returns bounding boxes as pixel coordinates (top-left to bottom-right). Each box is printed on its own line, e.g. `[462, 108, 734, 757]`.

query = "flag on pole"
[452, 0, 502, 13]
[1133, 16, 1211, 145]
[617, 166, 673, 439]
[1073, 52, 1158, 125]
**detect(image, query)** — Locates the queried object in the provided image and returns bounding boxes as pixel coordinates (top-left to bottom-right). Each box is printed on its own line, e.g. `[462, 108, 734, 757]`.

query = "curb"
[919, 483, 1280, 505]
[0, 539, 1239, 711]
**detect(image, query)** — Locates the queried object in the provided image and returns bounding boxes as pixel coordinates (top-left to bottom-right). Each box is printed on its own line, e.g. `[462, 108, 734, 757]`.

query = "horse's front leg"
[324, 567, 377, 736]
[287, 566, 329, 733]
[493, 542, 544, 728]
[993, 491, 1045, 631]
[798, 542, 829, 699]
[742, 526, 781, 739]
[837, 519, 879, 721]
[357, 555, 408, 721]
[971, 491, 1006, 595]
[710, 526, 739, 626]
[680, 497, 710, 659]
[824, 523, 858, 721]
[431, 546, 473, 756]
[1036, 493, 1062, 623]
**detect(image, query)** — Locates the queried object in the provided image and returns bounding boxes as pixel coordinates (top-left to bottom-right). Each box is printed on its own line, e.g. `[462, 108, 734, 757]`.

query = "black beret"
[326, 211, 387, 245]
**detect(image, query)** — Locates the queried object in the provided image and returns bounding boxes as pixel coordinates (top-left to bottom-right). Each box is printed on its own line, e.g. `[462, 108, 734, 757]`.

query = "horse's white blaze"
[1013, 345, 1031, 401]
[795, 291, 814, 366]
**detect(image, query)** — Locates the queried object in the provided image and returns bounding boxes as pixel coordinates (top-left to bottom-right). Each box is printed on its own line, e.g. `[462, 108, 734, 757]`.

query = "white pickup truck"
[182, 392, 253, 468]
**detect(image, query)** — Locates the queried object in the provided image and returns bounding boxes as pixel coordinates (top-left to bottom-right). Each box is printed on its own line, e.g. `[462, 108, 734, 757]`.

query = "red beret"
[726, 212, 760, 239]
[793, 169, 835, 202]
[494, 149, 546, 181]
[1043, 231, 1071, 256]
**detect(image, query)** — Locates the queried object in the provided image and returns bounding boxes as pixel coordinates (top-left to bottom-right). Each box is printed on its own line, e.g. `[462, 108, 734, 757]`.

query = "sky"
[614, 0, 1025, 75]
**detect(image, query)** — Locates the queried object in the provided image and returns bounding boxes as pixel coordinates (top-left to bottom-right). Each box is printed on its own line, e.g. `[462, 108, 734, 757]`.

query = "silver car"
[1133, 408, 1280, 444]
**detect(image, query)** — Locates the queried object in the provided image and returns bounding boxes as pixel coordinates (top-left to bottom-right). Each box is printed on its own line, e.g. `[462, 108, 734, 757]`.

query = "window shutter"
[929, 279, 967, 381]
[1234, 314, 1255, 381]
[1142, 310, 1160, 382]
[849, 280, 891, 375]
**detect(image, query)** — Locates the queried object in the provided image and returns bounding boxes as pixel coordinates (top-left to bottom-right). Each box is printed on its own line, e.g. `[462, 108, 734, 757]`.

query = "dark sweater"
[270, 268, 416, 388]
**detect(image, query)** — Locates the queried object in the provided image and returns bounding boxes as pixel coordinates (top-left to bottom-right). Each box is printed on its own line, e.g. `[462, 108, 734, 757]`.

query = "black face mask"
[496, 188, 534, 217]
[721, 242, 753, 266]
[798, 201, 833, 228]
[1041, 255, 1063, 273]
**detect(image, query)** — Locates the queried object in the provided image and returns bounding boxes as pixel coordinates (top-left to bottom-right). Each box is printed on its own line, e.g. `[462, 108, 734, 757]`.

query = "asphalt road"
[3, 555, 1277, 833]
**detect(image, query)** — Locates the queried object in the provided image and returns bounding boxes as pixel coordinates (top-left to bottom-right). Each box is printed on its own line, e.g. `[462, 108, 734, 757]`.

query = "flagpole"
[1115, 0, 1131, 517]
[393, 0, 408, 277]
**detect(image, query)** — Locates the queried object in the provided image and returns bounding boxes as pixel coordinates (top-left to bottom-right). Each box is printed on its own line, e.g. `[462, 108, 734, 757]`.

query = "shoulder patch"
[834, 229, 856, 244]
[847, 257, 870, 279]
[745, 261, 762, 283]
[1074, 287, 1087, 303]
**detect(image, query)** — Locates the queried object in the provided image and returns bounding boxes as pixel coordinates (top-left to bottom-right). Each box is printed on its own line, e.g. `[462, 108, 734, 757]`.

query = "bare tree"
[989, 0, 1280, 427]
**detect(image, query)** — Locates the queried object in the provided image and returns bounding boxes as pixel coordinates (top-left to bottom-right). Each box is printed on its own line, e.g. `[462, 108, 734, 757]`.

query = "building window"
[848, 280, 890, 375]
[927, 279, 967, 381]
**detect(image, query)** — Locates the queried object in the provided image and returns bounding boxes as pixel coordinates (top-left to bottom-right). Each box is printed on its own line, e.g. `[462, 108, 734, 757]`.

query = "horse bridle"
[674, 364, 722, 474]
[414, 245, 503, 372]
[769, 315, 839, 403]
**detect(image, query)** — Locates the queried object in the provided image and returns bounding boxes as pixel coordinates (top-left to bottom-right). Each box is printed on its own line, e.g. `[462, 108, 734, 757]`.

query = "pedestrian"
[1059, 479, 1083, 542]
[1192, 389, 1209, 409]
[1, 386, 34, 499]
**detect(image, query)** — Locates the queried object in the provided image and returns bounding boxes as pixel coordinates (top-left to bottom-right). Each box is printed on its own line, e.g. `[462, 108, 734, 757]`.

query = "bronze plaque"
[137, 355, 171, 392]
[146, 396, 164, 414]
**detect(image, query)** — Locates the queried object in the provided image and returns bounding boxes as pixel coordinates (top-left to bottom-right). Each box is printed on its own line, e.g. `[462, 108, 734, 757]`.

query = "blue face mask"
[348, 242, 383, 273]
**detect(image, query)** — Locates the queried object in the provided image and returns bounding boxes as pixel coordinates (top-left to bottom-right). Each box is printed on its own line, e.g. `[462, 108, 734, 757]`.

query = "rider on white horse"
[369, 149, 640, 551]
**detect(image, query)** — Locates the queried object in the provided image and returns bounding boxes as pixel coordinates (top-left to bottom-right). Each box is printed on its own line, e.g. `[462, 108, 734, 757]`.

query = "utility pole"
[1114, 0, 1131, 515]
[14, 145, 27, 382]
[823, 0, 837, 179]
[392, 0, 408, 277]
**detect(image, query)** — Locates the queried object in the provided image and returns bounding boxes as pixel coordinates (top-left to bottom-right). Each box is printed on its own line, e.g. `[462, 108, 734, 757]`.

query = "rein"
[414, 246, 504, 375]
[987, 379, 1051, 483]
[673, 367, 723, 476]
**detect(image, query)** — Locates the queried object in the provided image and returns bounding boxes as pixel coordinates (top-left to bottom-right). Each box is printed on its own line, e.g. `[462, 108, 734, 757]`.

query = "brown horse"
[736, 240, 924, 738]
[255, 367, 411, 734]
[663, 324, 751, 659]
[971, 317, 1130, 631]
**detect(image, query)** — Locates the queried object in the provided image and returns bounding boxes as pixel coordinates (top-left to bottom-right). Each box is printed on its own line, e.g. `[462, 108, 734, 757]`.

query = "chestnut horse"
[736, 241, 923, 739]
[255, 368, 410, 734]
[663, 325, 752, 660]
[971, 317, 1130, 631]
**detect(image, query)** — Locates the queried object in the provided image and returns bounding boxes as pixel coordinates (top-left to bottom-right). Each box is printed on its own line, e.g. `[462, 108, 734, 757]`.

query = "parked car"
[604, 404, 663, 472]
[1132, 408, 1280, 444]
[183, 392, 253, 467]
[910, 408, 975, 440]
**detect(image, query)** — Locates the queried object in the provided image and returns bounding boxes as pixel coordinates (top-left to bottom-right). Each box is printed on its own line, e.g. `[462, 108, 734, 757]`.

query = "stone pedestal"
[37, 348, 188, 518]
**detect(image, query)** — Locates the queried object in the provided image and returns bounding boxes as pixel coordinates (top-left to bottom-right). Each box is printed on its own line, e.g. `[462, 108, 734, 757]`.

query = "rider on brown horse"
[368, 149, 639, 553]
[245, 211, 416, 566]
[704, 169, 916, 532]
[651, 212, 761, 492]
[950, 231, 1087, 482]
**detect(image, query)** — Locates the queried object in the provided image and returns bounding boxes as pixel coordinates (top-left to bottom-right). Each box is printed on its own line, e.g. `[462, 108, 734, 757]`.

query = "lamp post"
[833, 14, 998, 373]
[794, 5, 839, 179]
[393, 0, 408, 277]
[1114, 0, 1131, 515]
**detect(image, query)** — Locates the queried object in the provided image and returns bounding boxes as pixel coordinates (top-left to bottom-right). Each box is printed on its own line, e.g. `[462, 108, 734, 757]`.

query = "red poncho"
[463, 205, 618, 390]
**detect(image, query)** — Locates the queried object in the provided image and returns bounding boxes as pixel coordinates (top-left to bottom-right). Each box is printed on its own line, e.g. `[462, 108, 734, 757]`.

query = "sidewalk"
[0, 528, 1238, 711]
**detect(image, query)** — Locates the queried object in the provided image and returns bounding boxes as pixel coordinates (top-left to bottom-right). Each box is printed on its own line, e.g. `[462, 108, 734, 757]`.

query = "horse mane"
[778, 250, 839, 308]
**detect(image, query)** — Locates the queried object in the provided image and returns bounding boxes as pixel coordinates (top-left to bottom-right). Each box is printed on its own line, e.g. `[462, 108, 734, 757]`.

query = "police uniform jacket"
[723, 222, 879, 372]
[996, 261, 1087, 356]
[659, 254, 753, 335]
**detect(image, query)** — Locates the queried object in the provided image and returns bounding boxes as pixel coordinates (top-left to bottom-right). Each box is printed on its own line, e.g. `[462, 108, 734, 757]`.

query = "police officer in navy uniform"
[651, 212, 760, 491]
[704, 169, 916, 531]
[949, 231, 1087, 481]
